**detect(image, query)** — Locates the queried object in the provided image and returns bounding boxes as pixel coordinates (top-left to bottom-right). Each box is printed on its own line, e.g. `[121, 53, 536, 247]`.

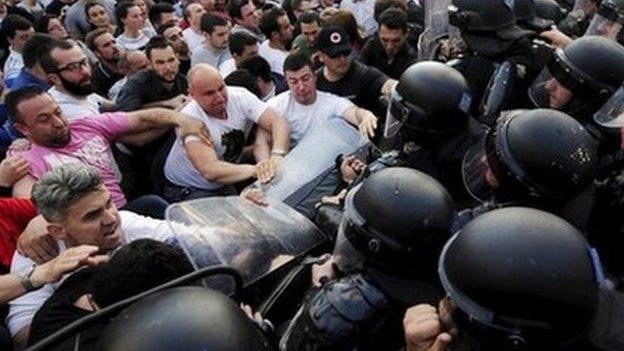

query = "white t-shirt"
[3, 49, 23, 88]
[47, 87, 103, 121]
[258, 40, 288, 75]
[219, 58, 237, 78]
[164, 86, 267, 190]
[182, 27, 205, 50]
[116, 30, 153, 50]
[267, 90, 353, 145]
[6, 211, 177, 336]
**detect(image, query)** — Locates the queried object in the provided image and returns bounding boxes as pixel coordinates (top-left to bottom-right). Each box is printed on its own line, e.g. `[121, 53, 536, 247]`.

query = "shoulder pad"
[308, 274, 389, 339]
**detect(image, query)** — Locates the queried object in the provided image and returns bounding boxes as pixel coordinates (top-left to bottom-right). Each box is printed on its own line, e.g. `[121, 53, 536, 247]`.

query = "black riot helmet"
[448, 0, 532, 55]
[384, 61, 473, 144]
[535, 0, 566, 23]
[439, 207, 601, 350]
[515, 0, 554, 30]
[462, 109, 599, 206]
[99, 287, 276, 351]
[333, 167, 455, 304]
[529, 36, 624, 121]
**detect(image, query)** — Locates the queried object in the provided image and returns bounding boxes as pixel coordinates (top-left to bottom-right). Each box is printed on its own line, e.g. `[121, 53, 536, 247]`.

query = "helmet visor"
[461, 137, 495, 202]
[384, 88, 428, 139]
[333, 217, 365, 274]
[528, 67, 574, 109]
[593, 84, 624, 130]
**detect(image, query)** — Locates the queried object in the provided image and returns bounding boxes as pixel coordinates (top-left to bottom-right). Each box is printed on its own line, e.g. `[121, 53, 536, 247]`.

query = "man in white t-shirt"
[3, 15, 34, 89]
[258, 7, 293, 75]
[182, 3, 206, 49]
[6, 164, 179, 347]
[163, 64, 290, 202]
[264, 52, 377, 149]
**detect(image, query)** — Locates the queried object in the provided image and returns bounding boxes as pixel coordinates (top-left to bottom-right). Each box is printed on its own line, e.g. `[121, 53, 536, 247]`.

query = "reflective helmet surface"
[99, 287, 275, 351]
[529, 36, 624, 117]
[462, 109, 599, 204]
[385, 61, 472, 141]
[439, 207, 600, 348]
[341, 167, 455, 273]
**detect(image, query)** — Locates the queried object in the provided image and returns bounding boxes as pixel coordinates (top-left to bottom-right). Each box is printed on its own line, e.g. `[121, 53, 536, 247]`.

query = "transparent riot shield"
[417, 0, 452, 61]
[166, 197, 326, 292]
[256, 115, 369, 201]
[573, 0, 599, 12]
[594, 84, 624, 131]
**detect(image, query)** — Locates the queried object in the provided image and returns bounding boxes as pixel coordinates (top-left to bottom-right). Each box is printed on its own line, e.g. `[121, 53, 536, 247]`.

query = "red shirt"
[0, 198, 37, 269]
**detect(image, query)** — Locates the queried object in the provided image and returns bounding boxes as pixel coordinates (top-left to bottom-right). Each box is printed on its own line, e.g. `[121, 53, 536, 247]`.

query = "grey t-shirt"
[190, 43, 232, 68]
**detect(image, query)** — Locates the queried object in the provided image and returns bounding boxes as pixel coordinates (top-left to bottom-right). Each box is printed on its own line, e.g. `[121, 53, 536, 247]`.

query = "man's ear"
[13, 122, 30, 139]
[47, 222, 68, 241]
[47, 72, 61, 87]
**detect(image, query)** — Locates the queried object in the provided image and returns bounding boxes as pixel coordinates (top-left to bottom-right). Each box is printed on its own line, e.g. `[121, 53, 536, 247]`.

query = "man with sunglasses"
[41, 38, 114, 121]
[315, 26, 396, 141]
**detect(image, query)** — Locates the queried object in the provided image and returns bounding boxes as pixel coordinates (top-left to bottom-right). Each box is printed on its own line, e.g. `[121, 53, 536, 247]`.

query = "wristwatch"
[18, 265, 38, 292]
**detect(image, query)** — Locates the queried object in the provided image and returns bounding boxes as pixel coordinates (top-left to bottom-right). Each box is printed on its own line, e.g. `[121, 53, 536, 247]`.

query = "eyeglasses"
[56, 58, 89, 73]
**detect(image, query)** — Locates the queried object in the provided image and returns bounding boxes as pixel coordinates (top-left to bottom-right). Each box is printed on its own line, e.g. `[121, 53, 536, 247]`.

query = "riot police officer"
[459, 108, 599, 231]
[585, 0, 624, 40]
[405, 207, 602, 351]
[383, 61, 483, 208]
[446, 0, 540, 114]
[528, 35, 624, 151]
[282, 167, 455, 351]
[99, 287, 277, 351]
[558, 0, 601, 37]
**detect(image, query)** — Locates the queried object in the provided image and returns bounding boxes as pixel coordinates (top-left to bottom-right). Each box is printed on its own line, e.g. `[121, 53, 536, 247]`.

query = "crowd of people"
[0, 0, 623, 349]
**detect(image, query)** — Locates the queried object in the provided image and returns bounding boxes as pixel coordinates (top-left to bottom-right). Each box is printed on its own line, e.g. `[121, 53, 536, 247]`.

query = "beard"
[59, 74, 95, 96]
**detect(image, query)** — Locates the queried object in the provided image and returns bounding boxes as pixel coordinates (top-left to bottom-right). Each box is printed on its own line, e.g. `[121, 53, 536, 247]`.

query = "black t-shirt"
[115, 69, 188, 111]
[92, 62, 124, 98]
[28, 268, 105, 351]
[359, 38, 418, 80]
[315, 60, 389, 119]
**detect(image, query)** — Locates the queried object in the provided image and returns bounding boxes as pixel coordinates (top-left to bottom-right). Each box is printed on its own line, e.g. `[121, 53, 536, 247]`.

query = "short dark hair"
[85, 27, 110, 51]
[259, 7, 286, 39]
[23, 33, 54, 69]
[228, 0, 250, 20]
[225, 69, 262, 98]
[2, 14, 33, 40]
[115, 1, 137, 25]
[91, 239, 194, 308]
[378, 8, 407, 31]
[6, 85, 47, 124]
[283, 51, 312, 74]
[239, 55, 272, 83]
[145, 35, 173, 60]
[298, 10, 319, 26]
[157, 22, 177, 36]
[39, 38, 74, 73]
[373, 0, 407, 23]
[229, 31, 257, 56]
[148, 2, 175, 27]
[200, 12, 228, 34]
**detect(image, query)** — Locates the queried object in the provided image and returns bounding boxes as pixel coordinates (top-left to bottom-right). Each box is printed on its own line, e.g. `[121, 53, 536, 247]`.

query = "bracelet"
[19, 266, 38, 292]
[270, 149, 286, 157]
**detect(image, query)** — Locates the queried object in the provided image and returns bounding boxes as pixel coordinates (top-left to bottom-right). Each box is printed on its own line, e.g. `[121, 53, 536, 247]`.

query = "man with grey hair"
[7, 163, 183, 346]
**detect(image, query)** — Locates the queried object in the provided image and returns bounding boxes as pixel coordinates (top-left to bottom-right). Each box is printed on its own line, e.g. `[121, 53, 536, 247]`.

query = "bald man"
[162, 64, 290, 202]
